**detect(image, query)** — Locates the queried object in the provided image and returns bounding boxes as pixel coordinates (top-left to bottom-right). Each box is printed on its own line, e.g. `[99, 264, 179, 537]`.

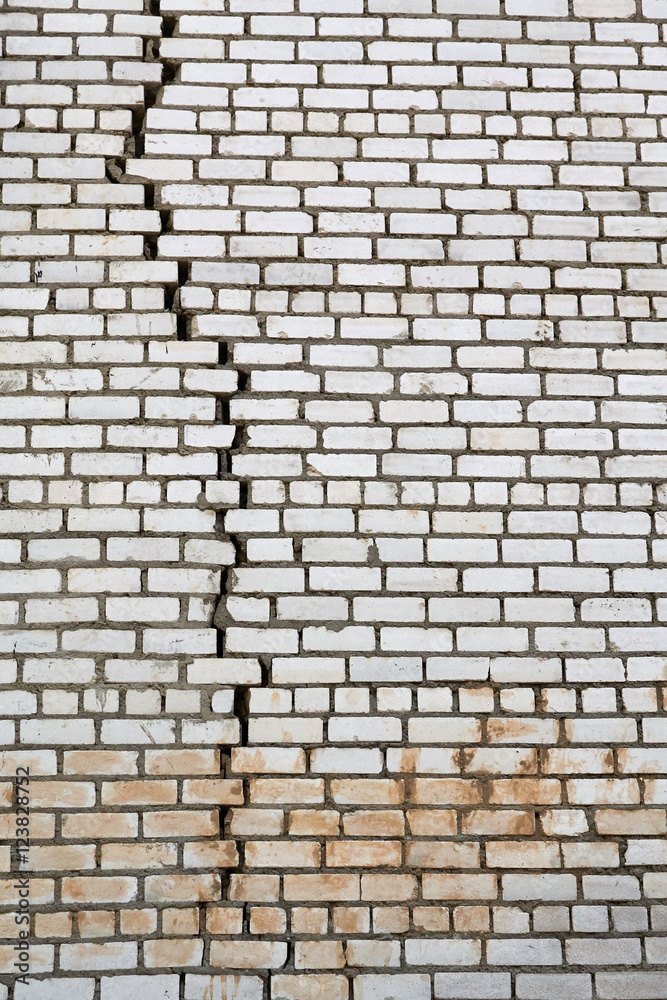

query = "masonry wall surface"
[1, 0, 667, 997]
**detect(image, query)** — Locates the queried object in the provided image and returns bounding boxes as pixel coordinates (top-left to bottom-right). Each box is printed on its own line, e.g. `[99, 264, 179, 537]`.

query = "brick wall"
[1, 0, 667, 998]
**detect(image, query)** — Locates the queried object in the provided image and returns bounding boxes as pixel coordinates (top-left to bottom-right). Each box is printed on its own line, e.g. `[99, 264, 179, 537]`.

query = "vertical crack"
[233, 687, 251, 749]
[120, 3, 249, 964]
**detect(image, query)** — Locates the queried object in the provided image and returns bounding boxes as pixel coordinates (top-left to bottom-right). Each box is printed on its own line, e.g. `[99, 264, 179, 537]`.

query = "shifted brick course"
[2, 0, 667, 996]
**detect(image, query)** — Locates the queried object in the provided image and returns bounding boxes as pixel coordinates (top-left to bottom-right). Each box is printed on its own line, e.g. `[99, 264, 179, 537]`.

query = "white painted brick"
[3, 2, 667, 988]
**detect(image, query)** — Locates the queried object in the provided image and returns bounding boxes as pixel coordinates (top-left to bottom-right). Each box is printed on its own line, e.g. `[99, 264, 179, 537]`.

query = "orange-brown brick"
[413, 906, 450, 932]
[291, 907, 328, 935]
[489, 779, 561, 805]
[145, 874, 220, 903]
[333, 907, 370, 934]
[406, 809, 457, 836]
[246, 841, 320, 869]
[182, 779, 244, 805]
[409, 779, 482, 804]
[249, 907, 287, 935]
[461, 809, 535, 836]
[295, 940, 345, 970]
[453, 906, 490, 933]
[101, 843, 177, 870]
[210, 940, 287, 968]
[119, 909, 157, 936]
[422, 874, 497, 900]
[250, 779, 324, 804]
[228, 875, 281, 902]
[101, 780, 178, 807]
[289, 809, 339, 836]
[330, 779, 404, 804]
[341, 810, 404, 837]
[77, 911, 115, 938]
[61, 813, 137, 839]
[146, 749, 219, 774]
[142, 809, 219, 838]
[34, 912, 73, 938]
[63, 751, 138, 775]
[595, 808, 667, 834]
[326, 841, 402, 868]
[284, 874, 360, 902]
[183, 841, 239, 868]
[144, 938, 204, 967]
[162, 907, 199, 936]
[361, 875, 418, 902]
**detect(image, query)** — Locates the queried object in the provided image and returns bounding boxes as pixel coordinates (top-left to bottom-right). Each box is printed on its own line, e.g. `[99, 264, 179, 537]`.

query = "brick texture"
[2, 0, 667, 997]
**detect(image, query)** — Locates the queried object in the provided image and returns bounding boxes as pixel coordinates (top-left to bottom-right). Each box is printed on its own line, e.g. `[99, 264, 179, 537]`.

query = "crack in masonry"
[109, 7, 250, 969]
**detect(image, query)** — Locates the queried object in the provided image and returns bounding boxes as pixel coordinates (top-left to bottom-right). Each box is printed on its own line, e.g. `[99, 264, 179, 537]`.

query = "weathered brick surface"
[2, 0, 667, 996]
